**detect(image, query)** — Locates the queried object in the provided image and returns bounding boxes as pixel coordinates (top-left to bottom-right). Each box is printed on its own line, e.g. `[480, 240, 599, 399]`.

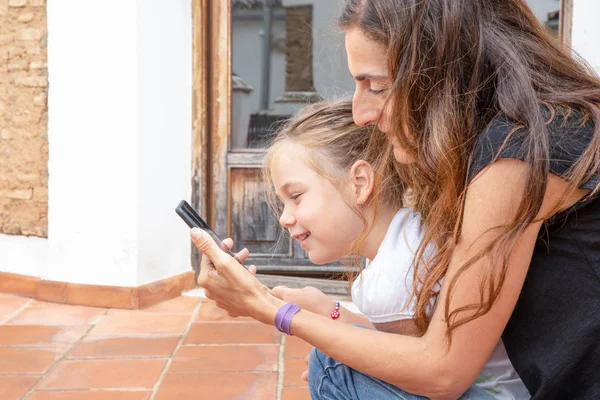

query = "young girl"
[265, 99, 529, 400]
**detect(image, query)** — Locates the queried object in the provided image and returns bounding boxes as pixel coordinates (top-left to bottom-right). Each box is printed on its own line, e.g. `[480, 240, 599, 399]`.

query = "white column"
[45, 0, 192, 287]
[571, 0, 600, 73]
[136, 0, 193, 285]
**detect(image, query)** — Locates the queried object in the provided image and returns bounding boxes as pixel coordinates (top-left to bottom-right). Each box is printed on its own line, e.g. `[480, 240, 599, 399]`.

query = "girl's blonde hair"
[263, 99, 405, 282]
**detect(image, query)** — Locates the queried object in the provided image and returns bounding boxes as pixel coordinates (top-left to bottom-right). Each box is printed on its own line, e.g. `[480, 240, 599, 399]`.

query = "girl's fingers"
[270, 286, 289, 299]
[236, 247, 250, 264]
[222, 238, 249, 263]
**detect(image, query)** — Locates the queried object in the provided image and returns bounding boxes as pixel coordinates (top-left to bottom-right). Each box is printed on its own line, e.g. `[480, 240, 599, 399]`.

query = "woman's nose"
[352, 94, 380, 127]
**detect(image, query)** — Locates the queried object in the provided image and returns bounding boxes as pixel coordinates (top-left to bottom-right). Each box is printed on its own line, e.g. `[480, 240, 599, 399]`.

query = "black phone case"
[175, 200, 245, 267]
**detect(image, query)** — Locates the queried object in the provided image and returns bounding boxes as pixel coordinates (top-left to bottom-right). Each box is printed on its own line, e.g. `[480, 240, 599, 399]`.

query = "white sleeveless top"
[351, 209, 530, 400]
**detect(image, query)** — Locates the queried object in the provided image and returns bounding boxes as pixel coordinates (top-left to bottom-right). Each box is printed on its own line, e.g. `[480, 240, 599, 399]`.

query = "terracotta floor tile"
[69, 336, 180, 359]
[0, 293, 31, 323]
[7, 300, 106, 326]
[0, 348, 62, 374]
[37, 359, 167, 390]
[154, 372, 277, 400]
[28, 391, 151, 400]
[184, 322, 281, 345]
[170, 345, 279, 372]
[139, 296, 200, 313]
[0, 375, 40, 400]
[282, 387, 311, 400]
[284, 357, 309, 388]
[195, 301, 254, 322]
[106, 296, 200, 315]
[88, 313, 191, 336]
[285, 336, 313, 359]
[0, 325, 89, 347]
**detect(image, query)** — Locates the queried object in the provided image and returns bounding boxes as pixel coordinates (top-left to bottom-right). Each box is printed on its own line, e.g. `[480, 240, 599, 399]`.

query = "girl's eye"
[290, 193, 302, 201]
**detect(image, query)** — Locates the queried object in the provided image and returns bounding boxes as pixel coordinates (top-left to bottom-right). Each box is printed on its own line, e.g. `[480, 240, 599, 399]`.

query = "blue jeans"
[308, 347, 496, 400]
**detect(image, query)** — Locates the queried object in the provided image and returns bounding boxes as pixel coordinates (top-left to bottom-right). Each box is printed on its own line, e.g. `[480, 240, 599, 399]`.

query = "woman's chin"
[392, 147, 417, 165]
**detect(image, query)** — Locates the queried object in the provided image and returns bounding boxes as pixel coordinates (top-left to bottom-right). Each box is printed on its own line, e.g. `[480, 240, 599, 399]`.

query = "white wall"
[0, 234, 47, 277]
[571, 0, 600, 73]
[36, 0, 192, 287]
[136, 0, 193, 285]
[47, 0, 139, 286]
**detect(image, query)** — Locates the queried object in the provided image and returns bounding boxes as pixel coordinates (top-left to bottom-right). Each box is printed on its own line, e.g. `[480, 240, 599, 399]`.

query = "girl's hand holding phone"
[190, 228, 284, 323]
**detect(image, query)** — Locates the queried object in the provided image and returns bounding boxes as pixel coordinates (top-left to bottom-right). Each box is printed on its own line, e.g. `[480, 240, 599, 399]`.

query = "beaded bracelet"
[330, 301, 340, 320]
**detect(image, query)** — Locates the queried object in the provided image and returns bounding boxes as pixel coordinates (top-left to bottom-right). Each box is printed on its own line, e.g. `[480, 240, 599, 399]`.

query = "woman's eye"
[368, 87, 386, 95]
[290, 193, 302, 201]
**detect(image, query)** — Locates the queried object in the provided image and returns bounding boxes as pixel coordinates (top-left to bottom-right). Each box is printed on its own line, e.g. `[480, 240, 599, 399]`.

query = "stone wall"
[0, 0, 48, 237]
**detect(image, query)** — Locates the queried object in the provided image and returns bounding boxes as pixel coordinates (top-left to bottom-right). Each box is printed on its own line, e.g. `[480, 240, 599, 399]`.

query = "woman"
[191, 1, 600, 399]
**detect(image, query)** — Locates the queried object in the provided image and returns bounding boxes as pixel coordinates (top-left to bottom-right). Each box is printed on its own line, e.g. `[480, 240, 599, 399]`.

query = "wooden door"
[192, 0, 354, 292]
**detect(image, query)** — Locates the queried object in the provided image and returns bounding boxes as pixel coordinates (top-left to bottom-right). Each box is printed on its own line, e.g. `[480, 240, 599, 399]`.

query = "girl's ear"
[349, 160, 375, 205]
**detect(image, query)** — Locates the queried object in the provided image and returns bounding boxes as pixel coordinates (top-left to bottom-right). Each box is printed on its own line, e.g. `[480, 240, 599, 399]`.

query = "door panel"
[229, 167, 289, 256]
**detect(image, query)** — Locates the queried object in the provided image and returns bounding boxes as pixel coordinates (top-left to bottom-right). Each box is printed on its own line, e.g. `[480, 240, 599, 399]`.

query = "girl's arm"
[194, 159, 587, 400]
[272, 285, 421, 335]
[271, 286, 374, 328]
[323, 302, 375, 328]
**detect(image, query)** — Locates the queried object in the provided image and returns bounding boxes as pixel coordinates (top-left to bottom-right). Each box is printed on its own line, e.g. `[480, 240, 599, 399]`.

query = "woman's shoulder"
[469, 104, 598, 190]
[480, 105, 594, 141]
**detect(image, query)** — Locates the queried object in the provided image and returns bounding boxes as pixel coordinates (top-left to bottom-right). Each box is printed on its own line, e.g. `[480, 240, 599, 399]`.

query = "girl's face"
[345, 27, 417, 165]
[270, 145, 365, 264]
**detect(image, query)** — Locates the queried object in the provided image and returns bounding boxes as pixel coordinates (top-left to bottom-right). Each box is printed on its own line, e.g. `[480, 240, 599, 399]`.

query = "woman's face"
[345, 28, 416, 165]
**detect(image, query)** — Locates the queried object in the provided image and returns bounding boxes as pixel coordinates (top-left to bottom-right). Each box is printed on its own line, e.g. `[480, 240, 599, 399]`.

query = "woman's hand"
[191, 228, 284, 324]
[271, 286, 334, 318]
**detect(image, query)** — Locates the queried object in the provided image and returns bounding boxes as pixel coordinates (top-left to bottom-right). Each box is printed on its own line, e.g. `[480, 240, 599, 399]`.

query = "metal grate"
[247, 113, 290, 148]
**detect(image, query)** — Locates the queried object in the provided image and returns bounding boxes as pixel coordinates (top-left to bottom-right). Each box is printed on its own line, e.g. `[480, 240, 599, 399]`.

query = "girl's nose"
[279, 208, 295, 228]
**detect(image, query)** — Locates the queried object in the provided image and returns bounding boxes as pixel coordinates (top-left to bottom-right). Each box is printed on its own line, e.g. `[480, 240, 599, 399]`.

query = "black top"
[469, 107, 600, 399]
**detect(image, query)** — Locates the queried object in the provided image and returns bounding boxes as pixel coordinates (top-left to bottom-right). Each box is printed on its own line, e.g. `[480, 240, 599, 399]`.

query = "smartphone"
[175, 199, 245, 267]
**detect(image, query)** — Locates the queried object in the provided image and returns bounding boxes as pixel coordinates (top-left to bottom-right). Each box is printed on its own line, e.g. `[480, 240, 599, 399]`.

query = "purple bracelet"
[274, 303, 301, 335]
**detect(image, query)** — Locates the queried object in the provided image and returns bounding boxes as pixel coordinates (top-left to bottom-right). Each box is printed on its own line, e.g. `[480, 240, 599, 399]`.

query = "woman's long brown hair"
[340, 0, 600, 339]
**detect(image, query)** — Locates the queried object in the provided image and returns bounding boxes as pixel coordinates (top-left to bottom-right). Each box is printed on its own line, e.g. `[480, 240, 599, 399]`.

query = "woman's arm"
[194, 159, 586, 400]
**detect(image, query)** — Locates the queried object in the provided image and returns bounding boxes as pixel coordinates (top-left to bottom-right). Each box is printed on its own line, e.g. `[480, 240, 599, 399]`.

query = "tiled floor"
[0, 292, 312, 400]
